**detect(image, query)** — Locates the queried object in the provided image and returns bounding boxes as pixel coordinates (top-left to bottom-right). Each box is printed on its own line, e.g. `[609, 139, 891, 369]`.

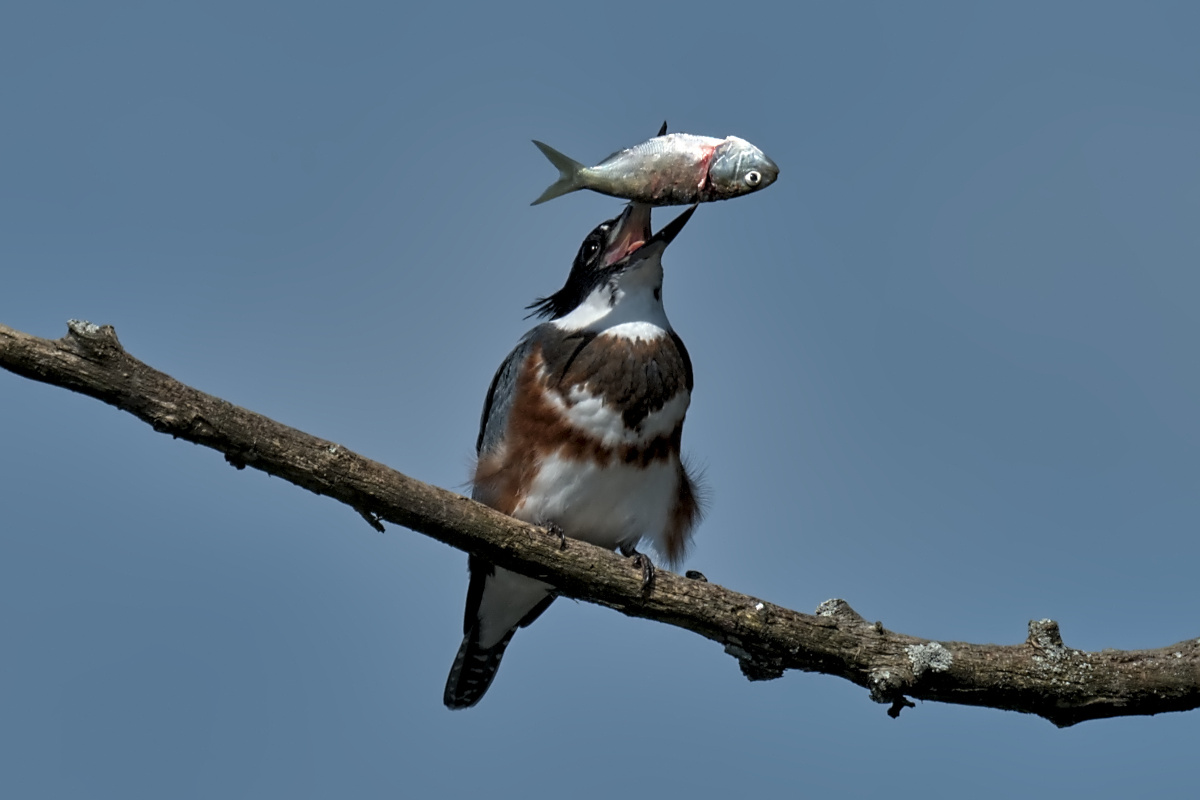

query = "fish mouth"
[605, 203, 696, 266]
[760, 153, 780, 184]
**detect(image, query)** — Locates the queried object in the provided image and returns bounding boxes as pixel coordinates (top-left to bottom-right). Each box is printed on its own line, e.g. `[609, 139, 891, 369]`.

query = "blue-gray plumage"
[473, 333, 534, 456]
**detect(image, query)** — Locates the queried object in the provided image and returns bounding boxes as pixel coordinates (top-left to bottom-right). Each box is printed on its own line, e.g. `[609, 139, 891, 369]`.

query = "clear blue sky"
[3, 2, 1198, 797]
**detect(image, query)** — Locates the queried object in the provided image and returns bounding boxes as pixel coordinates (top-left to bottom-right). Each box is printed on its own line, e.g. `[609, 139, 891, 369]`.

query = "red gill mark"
[696, 142, 719, 191]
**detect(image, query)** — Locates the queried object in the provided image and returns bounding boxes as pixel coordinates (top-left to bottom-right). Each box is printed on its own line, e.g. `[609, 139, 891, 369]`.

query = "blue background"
[3, 2, 1198, 797]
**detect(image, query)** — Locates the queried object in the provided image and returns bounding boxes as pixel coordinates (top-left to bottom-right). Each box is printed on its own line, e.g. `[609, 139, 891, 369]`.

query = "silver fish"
[531, 131, 779, 206]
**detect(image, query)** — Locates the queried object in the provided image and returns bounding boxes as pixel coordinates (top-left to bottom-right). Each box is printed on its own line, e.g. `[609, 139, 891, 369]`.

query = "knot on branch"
[868, 667, 900, 701]
[1026, 619, 1097, 698]
[867, 667, 914, 718]
[225, 450, 257, 470]
[1027, 619, 1067, 659]
[815, 598, 866, 625]
[724, 638, 784, 682]
[357, 507, 386, 533]
[65, 320, 124, 359]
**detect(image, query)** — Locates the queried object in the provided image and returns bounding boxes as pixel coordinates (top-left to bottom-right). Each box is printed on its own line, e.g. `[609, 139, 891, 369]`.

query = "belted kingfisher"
[444, 202, 704, 709]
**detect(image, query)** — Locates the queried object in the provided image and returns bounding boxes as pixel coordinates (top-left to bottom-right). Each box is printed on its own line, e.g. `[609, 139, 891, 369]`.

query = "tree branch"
[2, 319, 1198, 727]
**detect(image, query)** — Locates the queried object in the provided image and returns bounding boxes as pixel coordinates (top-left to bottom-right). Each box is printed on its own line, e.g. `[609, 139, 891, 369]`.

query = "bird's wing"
[475, 328, 540, 456]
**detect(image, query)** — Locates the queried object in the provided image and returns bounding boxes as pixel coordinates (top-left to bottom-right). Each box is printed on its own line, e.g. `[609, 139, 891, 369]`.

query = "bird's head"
[527, 203, 697, 323]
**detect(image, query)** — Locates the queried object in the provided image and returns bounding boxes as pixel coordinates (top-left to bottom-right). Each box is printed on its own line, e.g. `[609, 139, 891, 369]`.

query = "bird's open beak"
[602, 203, 654, 267]
[647, 204, 697, 248]
[606, 203, 697, 268]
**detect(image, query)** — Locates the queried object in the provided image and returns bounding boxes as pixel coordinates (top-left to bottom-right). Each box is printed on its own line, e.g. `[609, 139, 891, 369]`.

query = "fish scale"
[531, 130, 778, 206]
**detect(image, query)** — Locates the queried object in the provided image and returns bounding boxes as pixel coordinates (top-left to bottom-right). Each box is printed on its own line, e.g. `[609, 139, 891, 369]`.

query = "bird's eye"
[583, 241, 601, 260]
[744, 170, 761, 187]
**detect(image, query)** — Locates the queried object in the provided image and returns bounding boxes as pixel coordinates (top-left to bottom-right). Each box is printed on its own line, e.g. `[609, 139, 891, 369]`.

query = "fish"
[531, 127, 779, 206]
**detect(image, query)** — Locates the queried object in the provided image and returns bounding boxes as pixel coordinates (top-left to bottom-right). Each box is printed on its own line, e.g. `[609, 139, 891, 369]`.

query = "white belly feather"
[515, 453, 680, 552]
[477, 381, 688, 649]
[474, 318, 691, 648]
[478, 456, 682, 648]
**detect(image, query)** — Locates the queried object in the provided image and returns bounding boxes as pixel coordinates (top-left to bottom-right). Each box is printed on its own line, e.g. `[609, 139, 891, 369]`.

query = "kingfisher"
[444, 202, 704, 709]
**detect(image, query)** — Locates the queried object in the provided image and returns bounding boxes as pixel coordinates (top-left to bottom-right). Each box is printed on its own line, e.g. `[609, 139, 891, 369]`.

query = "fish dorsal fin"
[658, 120, 668, 136]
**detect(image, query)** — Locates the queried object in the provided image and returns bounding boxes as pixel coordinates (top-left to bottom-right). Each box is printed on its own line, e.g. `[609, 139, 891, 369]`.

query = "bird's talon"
[620, 545, 656, 594]
[541, 521, 568, 551]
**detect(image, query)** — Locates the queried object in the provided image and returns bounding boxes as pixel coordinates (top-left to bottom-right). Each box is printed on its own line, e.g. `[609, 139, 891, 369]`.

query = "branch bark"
[2, 319, 1198, 727]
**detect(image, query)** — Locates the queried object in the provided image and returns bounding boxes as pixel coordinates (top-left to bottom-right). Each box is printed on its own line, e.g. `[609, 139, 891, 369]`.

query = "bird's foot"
[540, 520, 568, 551]
[619, 544, 656, 595]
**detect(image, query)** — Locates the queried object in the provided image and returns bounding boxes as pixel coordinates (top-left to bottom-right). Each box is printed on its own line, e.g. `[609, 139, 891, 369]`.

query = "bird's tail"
[443, 627, 515, 709]
[530, 141, 586, 205]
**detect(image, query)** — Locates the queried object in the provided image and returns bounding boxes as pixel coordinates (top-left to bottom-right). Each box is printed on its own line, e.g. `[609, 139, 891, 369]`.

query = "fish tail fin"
[531, 141, 586, 205]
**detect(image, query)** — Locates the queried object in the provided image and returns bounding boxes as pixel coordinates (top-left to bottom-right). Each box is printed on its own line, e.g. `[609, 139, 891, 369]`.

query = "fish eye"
[744, 170, 762, 187]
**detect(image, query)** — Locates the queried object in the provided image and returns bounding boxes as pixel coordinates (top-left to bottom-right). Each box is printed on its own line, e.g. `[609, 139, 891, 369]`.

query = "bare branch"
[2, 319, 1198, 727]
